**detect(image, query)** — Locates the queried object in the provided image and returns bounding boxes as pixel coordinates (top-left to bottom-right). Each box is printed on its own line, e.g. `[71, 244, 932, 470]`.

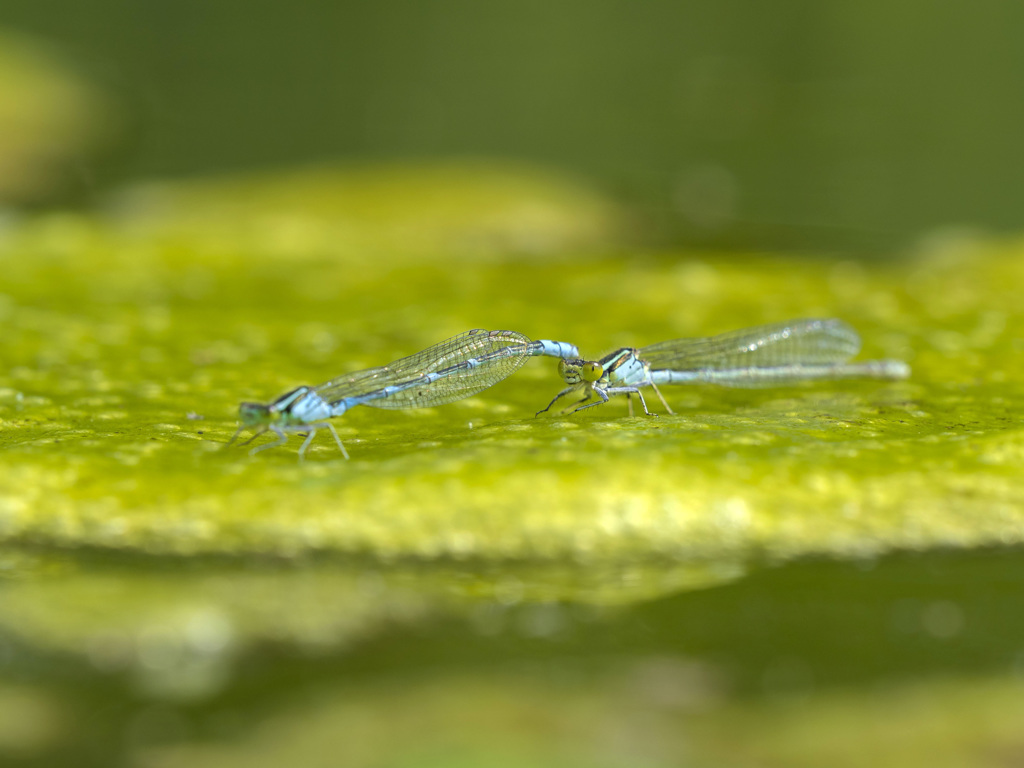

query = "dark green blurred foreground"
[4, 548, 1024, 767]
[1, 160, 1023, 766]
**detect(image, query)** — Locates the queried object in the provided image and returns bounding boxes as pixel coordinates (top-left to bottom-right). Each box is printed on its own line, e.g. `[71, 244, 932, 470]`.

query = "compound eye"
[581, 361, 603, 383]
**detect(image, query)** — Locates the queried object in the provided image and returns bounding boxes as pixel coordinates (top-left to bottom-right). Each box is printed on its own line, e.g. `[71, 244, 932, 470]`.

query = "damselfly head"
[557, 359, 605, 385]
[238, 401, 273, 426]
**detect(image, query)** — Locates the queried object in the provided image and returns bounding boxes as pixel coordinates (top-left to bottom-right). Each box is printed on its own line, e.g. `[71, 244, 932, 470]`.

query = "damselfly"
[231, 329, 579, 458]
[537, 318, 910, 416]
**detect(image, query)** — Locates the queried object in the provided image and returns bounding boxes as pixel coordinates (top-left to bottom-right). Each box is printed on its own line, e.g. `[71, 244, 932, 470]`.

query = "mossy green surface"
[0, 175, 1020, 565]
[1, 165, 1023, 765]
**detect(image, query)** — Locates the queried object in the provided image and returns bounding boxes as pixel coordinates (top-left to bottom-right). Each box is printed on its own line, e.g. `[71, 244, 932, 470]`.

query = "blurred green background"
[2, 3, 1024, 767]
[4, 0, 1024, 250]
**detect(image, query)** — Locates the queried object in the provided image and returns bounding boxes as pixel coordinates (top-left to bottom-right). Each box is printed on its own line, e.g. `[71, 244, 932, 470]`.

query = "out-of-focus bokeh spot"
[0, 31, 115, 205]
[104, 161, 628, 263]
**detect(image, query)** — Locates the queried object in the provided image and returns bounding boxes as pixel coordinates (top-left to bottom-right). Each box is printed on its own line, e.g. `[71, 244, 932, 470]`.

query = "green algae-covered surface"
[2, 164, 1024, 766]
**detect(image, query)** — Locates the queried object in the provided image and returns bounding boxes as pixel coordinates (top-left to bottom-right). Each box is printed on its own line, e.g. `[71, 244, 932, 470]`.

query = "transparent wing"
[640, 318, 861, 371]
[313, 329, 533, 409]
